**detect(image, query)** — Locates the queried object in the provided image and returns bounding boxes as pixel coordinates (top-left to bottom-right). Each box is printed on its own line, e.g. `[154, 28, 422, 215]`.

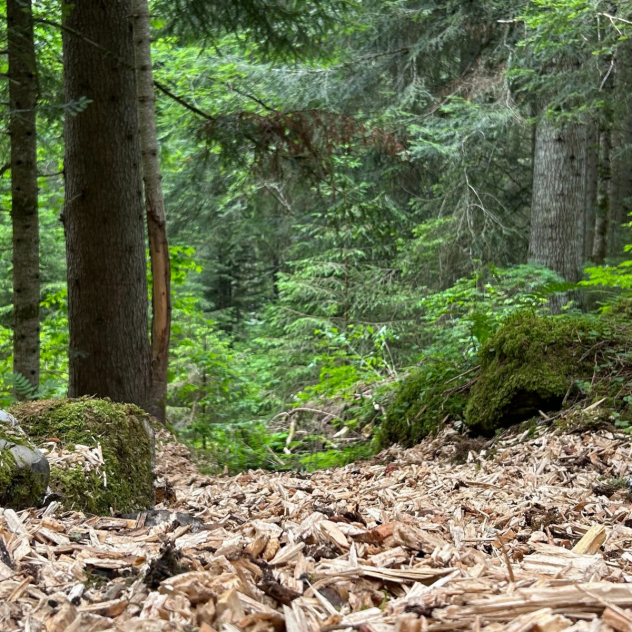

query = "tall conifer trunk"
[132, 0, 171, 423]
[528, 121, 586, 287]
[584, 123, 598, 260]
[8, 0, 39, 395]
[62, 0, 151, 407]
[609, 41, 632, 256]
[592, 126, 611, 264]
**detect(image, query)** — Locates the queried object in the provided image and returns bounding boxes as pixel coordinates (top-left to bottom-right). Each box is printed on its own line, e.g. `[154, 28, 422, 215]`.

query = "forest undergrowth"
[2, 251, 629, 475]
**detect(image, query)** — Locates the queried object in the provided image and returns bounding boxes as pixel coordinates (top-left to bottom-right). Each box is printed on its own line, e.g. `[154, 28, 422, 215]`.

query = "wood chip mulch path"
[3, 423, 632, 632]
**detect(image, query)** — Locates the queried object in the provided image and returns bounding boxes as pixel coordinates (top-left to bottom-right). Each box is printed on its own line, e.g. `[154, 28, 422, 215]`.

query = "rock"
[10, 398, 155, 515]
[0, 412, 50, 510]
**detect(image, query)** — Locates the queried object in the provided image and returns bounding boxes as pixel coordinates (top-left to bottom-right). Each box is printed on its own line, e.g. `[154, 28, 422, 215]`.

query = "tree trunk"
[608, 125, 632, 256]
[608, 40, 632, 257]
[8, 0, 39, 396]
[592, 126, 612, 265]
[584, 123, 598, 261]
[528, 121, 586, 287]
[132, 0, 172, 423]
[62, 0, 151, 407]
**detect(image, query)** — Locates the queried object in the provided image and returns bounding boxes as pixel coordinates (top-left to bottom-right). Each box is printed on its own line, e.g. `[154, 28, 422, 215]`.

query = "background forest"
[2, 0, 632, 473]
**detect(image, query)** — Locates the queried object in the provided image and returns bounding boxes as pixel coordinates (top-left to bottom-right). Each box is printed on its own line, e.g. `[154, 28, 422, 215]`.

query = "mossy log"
[10, 398, 155, 515]
[378, 360, 471, 448]
[379, 312, 632, 447]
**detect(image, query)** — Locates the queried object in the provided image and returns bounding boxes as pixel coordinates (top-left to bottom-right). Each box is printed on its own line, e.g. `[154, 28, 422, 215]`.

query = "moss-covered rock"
[10, 398, 154, 515]
[465, 312, 632, 435]
[378, 359, 472, 448]
[0, 422, 49, 510]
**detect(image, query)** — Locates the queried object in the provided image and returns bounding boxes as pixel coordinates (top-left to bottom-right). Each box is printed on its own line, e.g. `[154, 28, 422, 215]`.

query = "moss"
[10, 398, 154, 515]
[0, 428, 48, 510]
[465, 312, 632, 435]
[378, 359, 471, 448]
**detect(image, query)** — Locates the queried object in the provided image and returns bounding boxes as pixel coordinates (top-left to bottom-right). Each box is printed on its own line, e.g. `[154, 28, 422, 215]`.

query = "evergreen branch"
[227, 82, 277, 113]
[33, 17, 217, 123]
[153, 80, 216, 121]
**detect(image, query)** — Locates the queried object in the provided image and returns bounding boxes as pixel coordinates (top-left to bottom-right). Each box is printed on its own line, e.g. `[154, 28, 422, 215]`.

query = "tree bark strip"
[62, 0, 151, 407]
[528, 121, 586, 291]
[592, 126, 611, 265]
[8, 0, 40, 395]
[132, 0, 172, 422]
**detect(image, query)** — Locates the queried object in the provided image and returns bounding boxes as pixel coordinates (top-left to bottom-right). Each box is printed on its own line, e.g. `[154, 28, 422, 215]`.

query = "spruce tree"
[7, 0, 39, 395]
[62, 0, 151, 407]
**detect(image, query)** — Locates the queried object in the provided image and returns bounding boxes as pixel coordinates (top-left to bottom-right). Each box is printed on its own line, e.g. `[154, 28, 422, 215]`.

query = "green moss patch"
[378, 359, 473, 448]
[0, 427, 49, 510]
[465, 312, 632, 435]
[10, 398, 154, 515]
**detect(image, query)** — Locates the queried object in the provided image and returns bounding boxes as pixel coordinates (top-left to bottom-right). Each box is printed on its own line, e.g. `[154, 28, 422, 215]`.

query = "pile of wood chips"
[4, 424, 632, 632]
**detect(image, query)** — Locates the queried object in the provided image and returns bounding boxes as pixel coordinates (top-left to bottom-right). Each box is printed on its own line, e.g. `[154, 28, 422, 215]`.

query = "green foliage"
[297, 442, 375, 470]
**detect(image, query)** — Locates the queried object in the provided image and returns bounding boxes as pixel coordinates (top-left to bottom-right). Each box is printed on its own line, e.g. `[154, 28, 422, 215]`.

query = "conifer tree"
[62, 0, 151, 407]
[7, 0, 39, 395]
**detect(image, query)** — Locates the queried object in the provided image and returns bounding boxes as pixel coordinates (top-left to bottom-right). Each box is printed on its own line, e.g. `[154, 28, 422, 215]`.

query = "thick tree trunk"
[608, 125, 632, 256]
[609, 40, 632, 256]
[62, 0, 151, 407]
[592, 126, 612, 265]
[8, 0, 39, 395]
[132, 0, 172, 423]
[528, 121, 586, 287]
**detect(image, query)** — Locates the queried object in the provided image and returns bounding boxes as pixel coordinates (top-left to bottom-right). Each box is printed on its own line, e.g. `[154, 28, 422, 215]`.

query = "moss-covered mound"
[10, 398, 154, 515]
[377, 312, 632, 447]
[378, 359, 472, 448]
[465, 312, 632, 435]
[0, 424, 49, 510]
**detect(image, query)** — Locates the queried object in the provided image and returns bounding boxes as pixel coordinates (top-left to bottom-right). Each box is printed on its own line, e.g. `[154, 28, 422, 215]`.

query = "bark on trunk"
[528, 121, 586, 287]
[8, 0, 39, 395]
[592, 126, 612, 265]
[132, 0, 171, 423]
[609, 40, 632, 256]
[608, 125, 632, 255]
[62, 0, 151, 407]
[584, 123, 598, 261]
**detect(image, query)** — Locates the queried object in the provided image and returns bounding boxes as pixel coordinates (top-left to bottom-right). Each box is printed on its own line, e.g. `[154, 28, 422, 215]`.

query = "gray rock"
[0, 410, 23, 432]
[4, 442, 50, 478]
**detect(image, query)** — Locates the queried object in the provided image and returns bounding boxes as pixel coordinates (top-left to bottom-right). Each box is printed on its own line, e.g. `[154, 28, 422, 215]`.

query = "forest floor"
[3, 423, 632, 632]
